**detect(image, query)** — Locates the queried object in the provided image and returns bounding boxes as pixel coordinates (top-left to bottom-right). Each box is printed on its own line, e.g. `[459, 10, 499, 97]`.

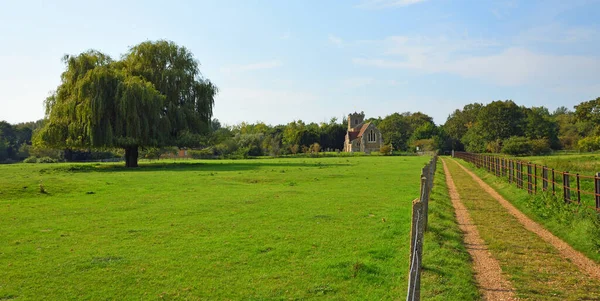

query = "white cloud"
[281, 30, 291, 40]
[220, 60, 282, 75]
[329, 34, 343, 47]
[356, 0, 427, 9]
[352, 35, 600, 87]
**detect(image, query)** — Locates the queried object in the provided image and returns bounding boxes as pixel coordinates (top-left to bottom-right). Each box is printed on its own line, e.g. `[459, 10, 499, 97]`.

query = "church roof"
[357, 122, 371, 138]
[349, 123, 371, 141]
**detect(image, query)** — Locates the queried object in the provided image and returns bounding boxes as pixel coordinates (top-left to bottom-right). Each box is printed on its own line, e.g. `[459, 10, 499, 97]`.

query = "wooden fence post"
[596, 173, 600, 210]
[576, 174, 581, 204]
[509, 160, 513, 183]
[552, 169, 555, 195]
[534, 164, 538, 194]
[407, 199, 424, 301]
[542, 166, 548, 191]
[527, 163, 533, 194]
[516, 162, 521, 189]
[563, 172, 570, 203]
[420, 175, 429, 232]
[496, 158, 500, 177]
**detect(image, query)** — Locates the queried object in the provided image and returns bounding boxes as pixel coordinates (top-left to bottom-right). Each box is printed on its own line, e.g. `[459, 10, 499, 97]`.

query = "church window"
[368, 130, 376, 142]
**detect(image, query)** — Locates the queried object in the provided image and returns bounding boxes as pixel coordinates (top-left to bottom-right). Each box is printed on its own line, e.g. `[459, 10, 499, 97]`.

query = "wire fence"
[406, 154, 438, 301]
[453, 151, 600, 212]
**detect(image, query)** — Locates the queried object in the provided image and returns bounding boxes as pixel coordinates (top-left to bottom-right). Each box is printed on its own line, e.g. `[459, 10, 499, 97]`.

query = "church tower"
[347, 112, 365, 131]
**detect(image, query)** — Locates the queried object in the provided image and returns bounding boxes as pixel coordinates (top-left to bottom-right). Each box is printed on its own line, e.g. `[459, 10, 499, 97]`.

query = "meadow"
[523, 153, 600, 175]
[0, 156, 429, 300]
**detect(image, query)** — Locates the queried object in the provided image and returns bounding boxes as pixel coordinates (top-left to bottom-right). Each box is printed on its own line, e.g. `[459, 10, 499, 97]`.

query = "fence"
[406, 154, 438, 301]
[453, 151, 600, 212]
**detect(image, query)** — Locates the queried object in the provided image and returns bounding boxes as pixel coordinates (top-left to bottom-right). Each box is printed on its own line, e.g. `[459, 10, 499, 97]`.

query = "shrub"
[289, 144, 299, 155]
[190, 148, 214, 159]
[530, 138, 552, 155]
[501, 136, 532, 155]
[577, 136, 600, 152]
[380, 144, 392, 155]
[37, 157, 58, 163]
[310, 143, 321, 154]
[23, 156, 38, 163]
[412, 139, 435, 152]
[486, 139, 502, 153]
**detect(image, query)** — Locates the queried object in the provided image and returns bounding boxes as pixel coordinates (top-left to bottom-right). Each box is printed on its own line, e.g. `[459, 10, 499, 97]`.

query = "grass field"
[1, 156, 430, 300]
[522, 153, 600, 175]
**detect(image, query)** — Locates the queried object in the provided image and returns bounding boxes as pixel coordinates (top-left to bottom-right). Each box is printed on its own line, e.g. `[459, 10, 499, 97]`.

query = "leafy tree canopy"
[35, 41, 217, 167]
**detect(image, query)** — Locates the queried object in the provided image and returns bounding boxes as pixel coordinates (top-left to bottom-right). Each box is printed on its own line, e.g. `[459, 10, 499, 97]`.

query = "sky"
[1, 0, 599, 126]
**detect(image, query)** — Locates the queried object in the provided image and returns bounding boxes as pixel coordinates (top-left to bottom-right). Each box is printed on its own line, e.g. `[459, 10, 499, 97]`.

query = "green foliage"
[485, 139, 502, 153]
[189, 148, 214, 159]
[378, 113, 409, 150]
[577, 136, 600, 152]
[524, 107, 559, 148]
[574, 97, 600, 124]
[501, 136, 532, 155]
[411, 139, 436, 151]
[0, 139, 7, 161]
[35, 41, 217, 167]
[23, 156, 38, 163]
[530, 138, 552, 155]
[37, 157, 58, 163]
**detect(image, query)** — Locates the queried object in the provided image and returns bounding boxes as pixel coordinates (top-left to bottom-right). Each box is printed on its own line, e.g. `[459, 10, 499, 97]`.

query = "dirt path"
[451, 159, 600, 281]
[441, 159, 517, 301]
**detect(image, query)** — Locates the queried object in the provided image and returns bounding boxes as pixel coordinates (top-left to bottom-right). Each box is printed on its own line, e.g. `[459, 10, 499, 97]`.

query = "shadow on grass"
[39, 161, 352, 174]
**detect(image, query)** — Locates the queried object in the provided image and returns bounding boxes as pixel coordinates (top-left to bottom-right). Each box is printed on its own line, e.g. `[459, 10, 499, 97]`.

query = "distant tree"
[574, 97, 600, 124]
[443, 103, 483, 150]
[378, 113, 410, 150]
[523, 107, 559, 148]
[475, 100, 525, 141]
[211, 119, 222, 132]
[35, 41, 217, 167]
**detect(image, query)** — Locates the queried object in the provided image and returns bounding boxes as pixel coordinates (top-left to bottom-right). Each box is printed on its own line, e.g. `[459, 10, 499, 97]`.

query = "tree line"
[444, 98, 600, 155]
[4, 98, 600, 164]
[3, 40, 600, 165]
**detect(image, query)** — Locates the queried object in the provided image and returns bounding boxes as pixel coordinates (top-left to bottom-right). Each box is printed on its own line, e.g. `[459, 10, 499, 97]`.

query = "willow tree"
[36, 41, 217, 167]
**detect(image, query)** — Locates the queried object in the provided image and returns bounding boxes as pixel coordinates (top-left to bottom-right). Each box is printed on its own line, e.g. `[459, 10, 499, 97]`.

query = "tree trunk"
[125, 146, 139, 168]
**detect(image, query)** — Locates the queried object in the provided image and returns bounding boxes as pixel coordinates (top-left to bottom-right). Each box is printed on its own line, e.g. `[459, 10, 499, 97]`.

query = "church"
[343, 112, 383, 153]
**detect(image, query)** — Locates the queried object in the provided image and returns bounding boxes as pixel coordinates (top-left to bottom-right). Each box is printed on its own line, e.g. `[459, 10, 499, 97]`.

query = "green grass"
[522, 153, 600, 175]
[421, 161, 480, 301]
[454, 157, 600, 264]
[1, 156, 433, 300]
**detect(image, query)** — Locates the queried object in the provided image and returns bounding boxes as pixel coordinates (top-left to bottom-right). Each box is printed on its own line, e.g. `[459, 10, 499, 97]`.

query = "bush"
[486, 139, 502, 153]
[23, 156, 38, 163]
[577, 136, 600, 152]
[501, 136, 532, 155]
[310, 143, 321, 154]
[190, 148, 214, 159]
[37, 157, 58, 163]
[380, 144, 392, 155]
[530, 138, 552, 155]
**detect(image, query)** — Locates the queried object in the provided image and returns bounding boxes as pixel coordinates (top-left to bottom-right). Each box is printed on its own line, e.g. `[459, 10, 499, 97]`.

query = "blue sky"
[1, 0, 599, 125]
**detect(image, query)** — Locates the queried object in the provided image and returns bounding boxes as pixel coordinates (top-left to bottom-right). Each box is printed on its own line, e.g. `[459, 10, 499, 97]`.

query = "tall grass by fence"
[453, 151, 600, 212]
[406, 154, 438, 301]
